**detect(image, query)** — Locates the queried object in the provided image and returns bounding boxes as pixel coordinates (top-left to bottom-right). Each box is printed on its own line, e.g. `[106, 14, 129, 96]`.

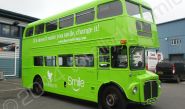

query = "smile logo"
[68, 76, 85, 92]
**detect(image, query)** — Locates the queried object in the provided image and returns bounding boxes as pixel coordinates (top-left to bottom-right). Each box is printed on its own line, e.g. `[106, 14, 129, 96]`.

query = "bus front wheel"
[99, 85, 127, 109]
[33, 76, 44, 95]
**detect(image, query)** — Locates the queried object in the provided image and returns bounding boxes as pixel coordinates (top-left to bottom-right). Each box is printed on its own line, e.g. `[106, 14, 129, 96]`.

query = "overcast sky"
[0, 0, 185, 24]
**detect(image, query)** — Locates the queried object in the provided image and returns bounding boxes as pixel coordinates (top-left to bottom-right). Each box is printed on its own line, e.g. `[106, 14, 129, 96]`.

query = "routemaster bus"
[22, 0, 161, 109]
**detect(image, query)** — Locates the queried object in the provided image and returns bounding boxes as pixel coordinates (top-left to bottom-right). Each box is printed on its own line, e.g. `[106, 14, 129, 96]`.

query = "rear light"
[172, 64, 175, 74]
[146, 64, 148, 70]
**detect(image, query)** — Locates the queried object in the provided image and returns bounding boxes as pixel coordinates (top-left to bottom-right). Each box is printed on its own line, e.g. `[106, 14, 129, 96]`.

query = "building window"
[0, 43, 15, 52]
[46, 20, 58, 32]
[11, 26, 19, 37]
[76, 8, 95, 24]
[59, 15, 74, 28]
[59, 55, 73, 67]
[0, 23, 19, 38]
[45, 56, 56, 66]
[35, 24, 44, 35]
[2, 24, 10, 36]
[34, 56, 43, 66]
[98, 0, 123, 19]
[75, 54, 94, 67]
[0, 24, 1, 34]
[171, 39, 181, 45]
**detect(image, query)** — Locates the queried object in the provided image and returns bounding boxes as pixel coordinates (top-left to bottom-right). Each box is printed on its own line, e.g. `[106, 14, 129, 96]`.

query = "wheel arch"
[98, 81, 128, 102]
[33, 74, 42, 83]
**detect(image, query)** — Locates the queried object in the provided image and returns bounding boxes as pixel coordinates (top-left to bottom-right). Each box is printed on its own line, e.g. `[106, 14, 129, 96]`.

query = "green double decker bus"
[22, 0, 161, 108]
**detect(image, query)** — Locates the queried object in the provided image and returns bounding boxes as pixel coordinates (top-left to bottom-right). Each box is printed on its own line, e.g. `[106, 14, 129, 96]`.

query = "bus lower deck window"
[59, 55, 73, 67]
[45, 56, 56, 66]
[34, 56, 43, 66]
[75, 54, 94, 67]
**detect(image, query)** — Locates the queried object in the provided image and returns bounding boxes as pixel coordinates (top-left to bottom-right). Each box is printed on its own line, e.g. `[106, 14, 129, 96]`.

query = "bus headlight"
[132, 86, 138, 94]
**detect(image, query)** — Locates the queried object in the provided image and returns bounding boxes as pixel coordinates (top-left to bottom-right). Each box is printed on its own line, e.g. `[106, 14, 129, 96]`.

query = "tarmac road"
[0, 79, 185, 109]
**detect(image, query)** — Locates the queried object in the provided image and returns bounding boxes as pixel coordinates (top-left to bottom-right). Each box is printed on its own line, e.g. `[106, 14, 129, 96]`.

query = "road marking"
[0, 88, 24, 92]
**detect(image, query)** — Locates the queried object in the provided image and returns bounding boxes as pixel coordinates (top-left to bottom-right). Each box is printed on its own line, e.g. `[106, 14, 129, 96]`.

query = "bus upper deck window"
[142, 7, 153, 22]
[60, 15, 74, 28]
[76, 8, 95, 24]
[26, 27, 33, 37]
[98, 0, 123, 19]
[35, 24, 44, 35]
[46, 20, 58, 32]
[126, 1, 141, 18]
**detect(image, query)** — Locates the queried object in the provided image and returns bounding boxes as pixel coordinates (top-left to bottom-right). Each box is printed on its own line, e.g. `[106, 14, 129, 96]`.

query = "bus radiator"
[144, 81, 158, 101]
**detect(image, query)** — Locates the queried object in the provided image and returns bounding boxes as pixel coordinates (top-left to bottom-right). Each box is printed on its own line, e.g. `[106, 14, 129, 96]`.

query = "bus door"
[98, 46, 129, 81]
[97, 47, 111, 81]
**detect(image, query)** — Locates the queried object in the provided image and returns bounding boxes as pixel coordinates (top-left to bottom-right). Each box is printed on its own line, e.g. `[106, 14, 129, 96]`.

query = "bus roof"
[27, 0, 150, 28]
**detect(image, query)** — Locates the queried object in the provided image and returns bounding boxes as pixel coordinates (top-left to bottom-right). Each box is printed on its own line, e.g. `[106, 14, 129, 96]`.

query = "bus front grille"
[144, 81, 158, 101]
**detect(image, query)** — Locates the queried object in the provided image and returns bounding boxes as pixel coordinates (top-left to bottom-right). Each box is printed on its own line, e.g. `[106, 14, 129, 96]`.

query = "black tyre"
[99, 85, 127, 109]
[33, 76, 44, 95]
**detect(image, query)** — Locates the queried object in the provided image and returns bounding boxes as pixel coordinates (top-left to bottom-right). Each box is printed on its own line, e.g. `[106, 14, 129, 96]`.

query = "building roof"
[0, 8, 39, 23]
[157, 18, 185, 26]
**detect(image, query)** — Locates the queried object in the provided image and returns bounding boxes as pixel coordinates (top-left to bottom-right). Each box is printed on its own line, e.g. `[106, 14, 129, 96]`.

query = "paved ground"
[0, 79, 185, 109]
[0, 79, 22, 100]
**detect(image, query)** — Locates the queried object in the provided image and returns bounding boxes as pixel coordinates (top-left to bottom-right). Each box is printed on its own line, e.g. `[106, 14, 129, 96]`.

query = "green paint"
[22, 0, 161, 105]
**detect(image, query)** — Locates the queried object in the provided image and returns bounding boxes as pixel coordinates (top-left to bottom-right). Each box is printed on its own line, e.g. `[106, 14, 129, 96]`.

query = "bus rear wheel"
[100, 86, 127, 109]
[33, 76, 44, 95]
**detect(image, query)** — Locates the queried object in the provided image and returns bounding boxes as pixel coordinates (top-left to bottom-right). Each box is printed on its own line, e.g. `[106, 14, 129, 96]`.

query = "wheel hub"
[106, 94, 117, 107]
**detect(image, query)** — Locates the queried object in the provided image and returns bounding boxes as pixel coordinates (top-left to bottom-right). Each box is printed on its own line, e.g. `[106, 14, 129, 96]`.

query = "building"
[0, 9, 38, 78]
[157, 18, 185, 62]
